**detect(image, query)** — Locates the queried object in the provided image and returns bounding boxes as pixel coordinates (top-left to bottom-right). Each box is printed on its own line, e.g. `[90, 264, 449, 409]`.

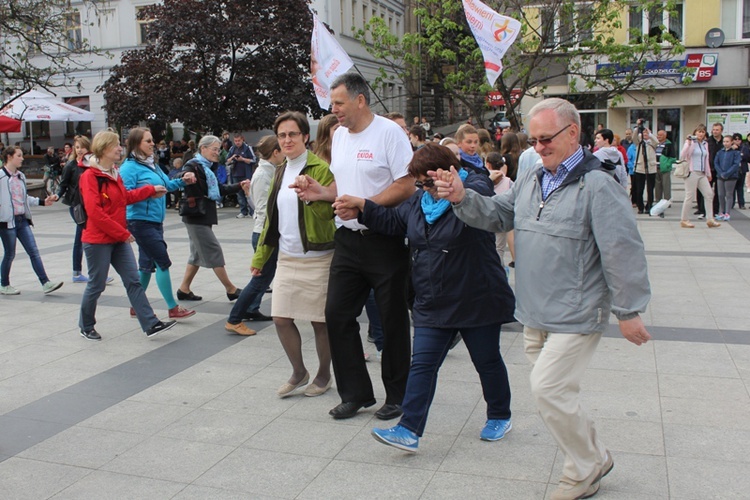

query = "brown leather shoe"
[224, 322, 256, 336]
[680, 220, 695, 228]
[169, 305, 196, 319]
[707, 219, 721, 228]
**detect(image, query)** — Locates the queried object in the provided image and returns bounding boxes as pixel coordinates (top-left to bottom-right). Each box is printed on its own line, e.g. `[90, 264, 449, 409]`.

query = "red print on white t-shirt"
[357, 150, 374, 160]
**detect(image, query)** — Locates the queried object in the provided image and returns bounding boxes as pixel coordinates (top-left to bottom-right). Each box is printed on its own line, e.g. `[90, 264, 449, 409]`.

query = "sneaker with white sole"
[72, 274, 89, 283]
[371, 425, 419, 453]
[480, 418, 512, 441]
[0, 285, 20, 295]
[42, 281, 63, 294]
[145, 320, 176, 338]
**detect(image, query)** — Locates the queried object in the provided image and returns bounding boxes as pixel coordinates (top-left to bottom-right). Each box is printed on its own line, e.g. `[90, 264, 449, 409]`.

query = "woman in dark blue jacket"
[335, 143, 516, 453]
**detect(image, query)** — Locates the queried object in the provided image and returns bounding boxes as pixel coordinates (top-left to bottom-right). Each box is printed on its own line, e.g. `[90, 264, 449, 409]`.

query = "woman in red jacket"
[78, 129, 175, 341]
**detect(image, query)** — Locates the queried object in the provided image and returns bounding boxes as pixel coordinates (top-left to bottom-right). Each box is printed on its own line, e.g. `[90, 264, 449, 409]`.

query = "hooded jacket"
[452, 149, 651, 334]
[0, 167, 44, 228]
[593, 146, 628, 190]
[80, 167, 155, 245]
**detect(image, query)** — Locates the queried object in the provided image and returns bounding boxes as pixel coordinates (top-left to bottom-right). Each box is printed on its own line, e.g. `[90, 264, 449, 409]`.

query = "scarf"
[194, 153, 221, 202]
[460, 150, 485, 170]
[421, 168, 468, 224]
[132, 151, 156, 169]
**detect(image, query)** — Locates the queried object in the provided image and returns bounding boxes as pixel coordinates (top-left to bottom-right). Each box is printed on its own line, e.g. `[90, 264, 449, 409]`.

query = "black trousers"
[326, 228, 411, 405]
[634, 172, 656, 212]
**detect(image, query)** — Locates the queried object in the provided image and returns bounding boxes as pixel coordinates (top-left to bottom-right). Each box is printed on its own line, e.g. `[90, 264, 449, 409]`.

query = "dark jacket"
[714, 148, 741, 180]
[361, 172, 515, 329]
[181, 159, 243, 226]
[56, 158, 85, 206]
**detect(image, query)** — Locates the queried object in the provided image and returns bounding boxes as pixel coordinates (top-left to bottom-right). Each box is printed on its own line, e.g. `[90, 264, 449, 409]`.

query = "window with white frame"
[721, 0, 750, 40]
[66, 12, 82, 50]
[136, 5, 156, 45]
[540, 3, 594, 49]
[628, 2, 683, 43]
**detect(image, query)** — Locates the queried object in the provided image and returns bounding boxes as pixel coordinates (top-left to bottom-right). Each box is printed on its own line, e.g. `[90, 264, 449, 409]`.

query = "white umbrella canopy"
[0, 90, 95, 152]
[0, 90, 95, 122]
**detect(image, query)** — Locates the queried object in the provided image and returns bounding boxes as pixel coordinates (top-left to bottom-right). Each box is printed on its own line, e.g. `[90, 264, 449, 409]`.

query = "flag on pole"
[311, 14, 354, 110]
[461, 0, 521, 87]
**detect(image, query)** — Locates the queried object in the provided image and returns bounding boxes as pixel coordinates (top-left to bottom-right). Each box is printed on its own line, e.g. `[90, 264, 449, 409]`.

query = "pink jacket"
[680, 139, 711, 181]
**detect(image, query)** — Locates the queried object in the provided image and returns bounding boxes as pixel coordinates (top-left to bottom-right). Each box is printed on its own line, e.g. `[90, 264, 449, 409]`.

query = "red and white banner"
[462, 0, 521, 87]
[311, 15, 354, 110]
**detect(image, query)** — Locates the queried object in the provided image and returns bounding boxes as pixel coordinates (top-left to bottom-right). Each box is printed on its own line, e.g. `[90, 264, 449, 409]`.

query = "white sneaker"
[42, 281, 64, 294]
[0, 285, 20, 295]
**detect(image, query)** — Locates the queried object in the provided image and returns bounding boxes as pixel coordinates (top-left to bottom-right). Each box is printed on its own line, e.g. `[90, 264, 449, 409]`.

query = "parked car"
[488, 111, 511, 133]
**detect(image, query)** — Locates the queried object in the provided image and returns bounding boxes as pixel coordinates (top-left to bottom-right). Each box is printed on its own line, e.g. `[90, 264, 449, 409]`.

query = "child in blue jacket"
[714, 135, 741, 221]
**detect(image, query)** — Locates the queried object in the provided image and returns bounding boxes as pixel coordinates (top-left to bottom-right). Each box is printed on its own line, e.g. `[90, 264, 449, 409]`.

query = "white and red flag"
[311, 14, 354, 110]
[462, 0, 521, 87]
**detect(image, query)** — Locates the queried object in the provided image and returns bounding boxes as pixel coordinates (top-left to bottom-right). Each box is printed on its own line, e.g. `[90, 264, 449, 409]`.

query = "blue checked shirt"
[541, 147, 585, 200]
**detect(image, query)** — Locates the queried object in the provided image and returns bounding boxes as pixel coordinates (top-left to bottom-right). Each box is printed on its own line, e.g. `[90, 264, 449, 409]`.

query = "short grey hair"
[198, 135, 221, 150]
[330, 72, 370, 105]
[528, 98, 580, 130]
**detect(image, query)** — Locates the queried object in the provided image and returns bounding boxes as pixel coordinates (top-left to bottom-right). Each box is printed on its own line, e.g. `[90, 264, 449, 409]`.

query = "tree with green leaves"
[101, 0, 322, 133]
[357, 0, 686, 130]
[0, 0, 105, 103]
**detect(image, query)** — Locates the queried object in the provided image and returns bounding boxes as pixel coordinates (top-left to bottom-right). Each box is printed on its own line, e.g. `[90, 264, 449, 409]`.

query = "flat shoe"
[329, 399, 376, 419]
[176, 289, 202, 301]
[277, 372, 310, 398]
[227, 288, 242, 301]
[375, 403, 403, 420]
[304, 378, 333, 397]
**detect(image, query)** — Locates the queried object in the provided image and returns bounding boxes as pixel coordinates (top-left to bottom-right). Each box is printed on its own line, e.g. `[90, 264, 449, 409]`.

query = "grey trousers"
[717, 178, 737, 214]
[655, 170, 671, 200]
[80, 242, 158, 333]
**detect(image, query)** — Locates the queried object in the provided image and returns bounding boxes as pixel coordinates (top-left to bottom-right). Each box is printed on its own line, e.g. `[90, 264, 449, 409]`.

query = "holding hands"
[430, 166, 466, 204]
[182, 172, 197, 184]
[151, 185, 168, 198]
[332, 195, 364, 220]
[240, 179, 251, 193]
[290, 174, 324, 203]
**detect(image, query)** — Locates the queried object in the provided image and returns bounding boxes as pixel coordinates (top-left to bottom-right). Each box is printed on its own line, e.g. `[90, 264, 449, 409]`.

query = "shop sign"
[486, 89, 521, 106]
[596, 53, 718, 83]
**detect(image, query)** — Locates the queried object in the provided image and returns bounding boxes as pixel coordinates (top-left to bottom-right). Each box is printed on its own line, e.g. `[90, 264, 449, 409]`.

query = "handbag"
[72, 203, 87, 225]
[179, 196, 207, 217]
[672, 160, 690, 179]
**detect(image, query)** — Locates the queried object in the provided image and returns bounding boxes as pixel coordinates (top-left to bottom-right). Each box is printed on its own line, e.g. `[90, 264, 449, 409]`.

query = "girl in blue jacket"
[714, 135, 741, 221]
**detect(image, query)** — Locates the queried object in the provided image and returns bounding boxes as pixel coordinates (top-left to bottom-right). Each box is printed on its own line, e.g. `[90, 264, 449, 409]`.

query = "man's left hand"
[619, 315, 652, 346]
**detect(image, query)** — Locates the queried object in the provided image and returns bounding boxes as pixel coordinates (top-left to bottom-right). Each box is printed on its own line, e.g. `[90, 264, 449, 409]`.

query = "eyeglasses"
[527, 124, 572, 147]
[414, 178, 435, 189]
[206, 147, 220, 152]
[277, 131, 302, 140]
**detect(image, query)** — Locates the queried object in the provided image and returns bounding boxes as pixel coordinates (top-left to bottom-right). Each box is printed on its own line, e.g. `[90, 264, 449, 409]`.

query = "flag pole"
[351, 66, 389, 114]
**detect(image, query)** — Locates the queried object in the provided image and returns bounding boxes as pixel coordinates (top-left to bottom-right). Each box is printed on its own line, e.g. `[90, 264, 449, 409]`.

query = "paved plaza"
[1, 177, 749, 499]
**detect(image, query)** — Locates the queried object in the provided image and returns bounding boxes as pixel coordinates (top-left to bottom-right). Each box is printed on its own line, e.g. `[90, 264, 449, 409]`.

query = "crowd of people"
[26, 75, 750, 499]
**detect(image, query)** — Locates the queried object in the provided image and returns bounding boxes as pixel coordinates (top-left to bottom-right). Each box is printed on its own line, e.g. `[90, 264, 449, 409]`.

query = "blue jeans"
[127, 220, 171, 272]
[1, 215, 49, 286]
[68, 206, 84, 274]
[232, 175, 253, 216]
[80, 242, 158, 332]
[228, 232, 277, 323]
[399, 324, 511, 436]
[365, 289, 384, 350]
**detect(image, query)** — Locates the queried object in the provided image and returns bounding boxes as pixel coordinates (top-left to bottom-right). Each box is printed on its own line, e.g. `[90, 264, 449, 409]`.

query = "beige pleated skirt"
[271, 251, 334, 322]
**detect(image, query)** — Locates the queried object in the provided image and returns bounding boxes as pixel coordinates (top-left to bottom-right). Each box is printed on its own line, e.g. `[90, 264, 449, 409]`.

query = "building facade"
[3, 0, 408, 150]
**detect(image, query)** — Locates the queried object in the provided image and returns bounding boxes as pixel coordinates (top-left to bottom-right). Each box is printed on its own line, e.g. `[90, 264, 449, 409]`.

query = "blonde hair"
[455, 124, 478, 143]
[91, 129, 120, 158]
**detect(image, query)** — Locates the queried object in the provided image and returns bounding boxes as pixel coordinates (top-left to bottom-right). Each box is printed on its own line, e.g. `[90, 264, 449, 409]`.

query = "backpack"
[72, 176, 107, 227]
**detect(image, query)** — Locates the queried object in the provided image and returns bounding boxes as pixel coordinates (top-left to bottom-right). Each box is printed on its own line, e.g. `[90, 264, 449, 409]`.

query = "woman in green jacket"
[252, 111, 336, 398]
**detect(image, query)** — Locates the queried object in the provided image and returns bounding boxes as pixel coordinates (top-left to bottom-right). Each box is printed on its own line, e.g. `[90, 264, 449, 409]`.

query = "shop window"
[63, 96, 92, 137]
[721, 0, 750, 40]
[708, 89, 750, 106]
[629, 2, 683, 44]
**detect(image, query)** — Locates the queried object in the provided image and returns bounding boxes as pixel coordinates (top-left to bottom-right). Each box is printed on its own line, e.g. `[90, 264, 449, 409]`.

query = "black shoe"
[176, 289, 202, 301]
[80, 329, 101, 341]
[694, 210, 702, 215]
[145, 320, 176, 338]
[367, 332, 375, 343]
[329, 399, 376, 419]
[637, 210, 644, 214]
[243, 311, 272, 321]
[266, 287, 272, 294]
[448, 333, 462, 350]
[375, 403, 403, 420]
[508, 261, 515, 268]
[227, 288, 242, 301]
